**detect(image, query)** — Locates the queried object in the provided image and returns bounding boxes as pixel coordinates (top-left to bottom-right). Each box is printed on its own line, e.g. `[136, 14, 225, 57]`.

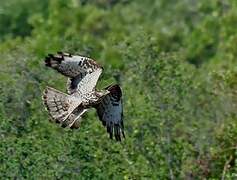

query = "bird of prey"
[42, 52, 125, 141]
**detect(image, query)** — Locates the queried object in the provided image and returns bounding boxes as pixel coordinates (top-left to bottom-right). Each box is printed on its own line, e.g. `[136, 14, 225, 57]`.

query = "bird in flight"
[42, 52, 125, 141]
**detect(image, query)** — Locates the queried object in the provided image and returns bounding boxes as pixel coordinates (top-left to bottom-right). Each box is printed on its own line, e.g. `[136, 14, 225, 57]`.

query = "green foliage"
[0, 0, 237, 179]
[0, 0, 48, 41]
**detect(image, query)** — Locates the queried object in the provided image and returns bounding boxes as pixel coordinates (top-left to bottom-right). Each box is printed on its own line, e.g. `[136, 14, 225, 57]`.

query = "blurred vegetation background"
[0, 0, 237, 179]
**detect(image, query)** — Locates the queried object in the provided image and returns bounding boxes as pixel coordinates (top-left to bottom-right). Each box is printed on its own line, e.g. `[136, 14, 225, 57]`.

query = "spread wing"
[45, 52, 103, 94]
[96, 84, 125, 141]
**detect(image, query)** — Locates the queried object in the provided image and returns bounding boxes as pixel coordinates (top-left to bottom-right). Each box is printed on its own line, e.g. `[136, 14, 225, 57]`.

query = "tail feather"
[42, 86, 81, 124]
[69, 108, 88, 128]
[70, 120, 81, 129]
[61, 108, 87, 128]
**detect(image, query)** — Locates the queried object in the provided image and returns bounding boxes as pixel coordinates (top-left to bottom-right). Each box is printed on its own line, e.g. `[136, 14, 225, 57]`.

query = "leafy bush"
[0, 0, 237, 179]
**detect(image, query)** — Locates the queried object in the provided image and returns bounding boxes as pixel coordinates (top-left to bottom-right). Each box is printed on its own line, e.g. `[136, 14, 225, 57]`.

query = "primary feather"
[95, 85, 125, 141]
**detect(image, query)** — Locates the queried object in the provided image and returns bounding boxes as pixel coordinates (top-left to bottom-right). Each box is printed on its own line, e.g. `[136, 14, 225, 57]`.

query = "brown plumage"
[42, 52, 124, 141]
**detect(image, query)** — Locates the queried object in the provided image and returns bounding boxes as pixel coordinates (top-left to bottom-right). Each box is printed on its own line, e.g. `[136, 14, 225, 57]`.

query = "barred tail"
[42, 86, 81, 124]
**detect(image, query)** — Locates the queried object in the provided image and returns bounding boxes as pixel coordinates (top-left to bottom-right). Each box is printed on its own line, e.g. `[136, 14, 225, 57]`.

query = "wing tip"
[111, 124, 125, 142]
[44, 52, 66, 67]
[58, 52, 72, 57]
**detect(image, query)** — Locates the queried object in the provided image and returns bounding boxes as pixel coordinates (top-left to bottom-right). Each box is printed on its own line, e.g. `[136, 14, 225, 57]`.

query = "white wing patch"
[77, 68, 102, 94]
[45, 52, 102, 94]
